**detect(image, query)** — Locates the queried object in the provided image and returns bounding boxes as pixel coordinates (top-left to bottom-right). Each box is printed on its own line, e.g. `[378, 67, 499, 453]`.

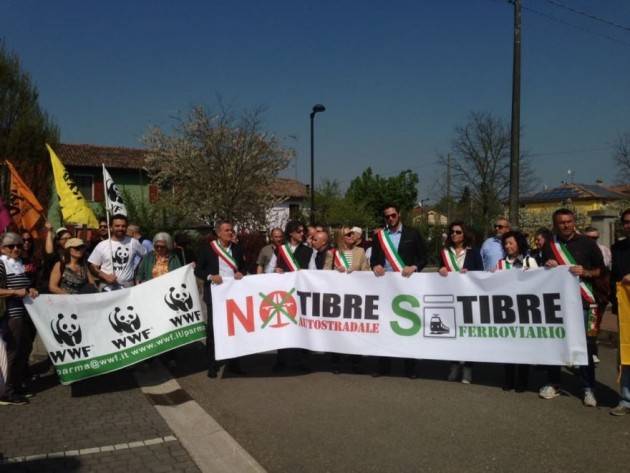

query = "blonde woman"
[325, 227, 370, 272]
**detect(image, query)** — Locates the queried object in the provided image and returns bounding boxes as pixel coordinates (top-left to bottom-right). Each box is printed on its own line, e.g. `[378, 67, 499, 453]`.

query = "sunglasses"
[99, 225, 108, 229]
[4, 244, 23, 250]
[587, 235, 599, 240]
[451, 230, 463, 235]
[294, 229, 304, 234]
[385, 213, 398, 220]
[70, 245, 86, 250]
[494, 224, 507, 229]
[154, 244, 167, 249]
[623, 220, 630, 225]
[344, 232, 354, 237]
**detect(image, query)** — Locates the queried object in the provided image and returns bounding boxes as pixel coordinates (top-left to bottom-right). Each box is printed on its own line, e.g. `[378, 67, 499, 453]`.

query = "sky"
[2, 0, 630, 202]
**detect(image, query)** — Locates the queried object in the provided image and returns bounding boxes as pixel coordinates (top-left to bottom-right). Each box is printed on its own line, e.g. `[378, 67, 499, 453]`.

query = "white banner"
[25, 265, 205, 384]
[212, 267, 588, 366]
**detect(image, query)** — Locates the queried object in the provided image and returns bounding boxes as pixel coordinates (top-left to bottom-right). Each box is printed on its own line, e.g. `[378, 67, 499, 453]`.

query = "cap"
[56, 227, 69, 236]
[351, 226, 363, 236]
[65, 238, 85, 249]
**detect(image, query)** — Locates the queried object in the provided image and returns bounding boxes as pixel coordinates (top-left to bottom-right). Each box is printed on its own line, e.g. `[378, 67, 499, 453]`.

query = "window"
[73, 174, 94, 201]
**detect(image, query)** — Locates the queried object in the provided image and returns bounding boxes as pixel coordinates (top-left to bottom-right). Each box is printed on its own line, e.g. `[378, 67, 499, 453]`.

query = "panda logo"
[51, 313, 82, 346]
[164, 284, 194, 312]
[109, 306, 141, 334]
[112, 245, 130, 266]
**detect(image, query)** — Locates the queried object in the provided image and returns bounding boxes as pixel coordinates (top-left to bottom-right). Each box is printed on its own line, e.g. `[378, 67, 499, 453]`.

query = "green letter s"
[390, 295, 421, 336]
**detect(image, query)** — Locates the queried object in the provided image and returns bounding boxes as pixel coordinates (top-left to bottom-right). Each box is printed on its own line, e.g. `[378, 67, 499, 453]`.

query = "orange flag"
[6, 160, 44, 237]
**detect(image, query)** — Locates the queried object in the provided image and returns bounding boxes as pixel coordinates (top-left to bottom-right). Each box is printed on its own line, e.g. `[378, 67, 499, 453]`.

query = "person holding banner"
[438, 221, 483, 384]
[272, 221, 313, 372]
[371, 204, 428, 378]
[495, 231, 538, 392]
[195, 220, 246, 378]
[610, 208, 630, 416]
[48, 238, 97, 295]
[88, 215, 147, 291]
[540, 208, 604, 407]
[0, 232, 39, 405]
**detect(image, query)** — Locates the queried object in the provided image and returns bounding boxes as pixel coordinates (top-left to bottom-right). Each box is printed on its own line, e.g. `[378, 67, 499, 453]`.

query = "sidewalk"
[0, 367, 201, 473]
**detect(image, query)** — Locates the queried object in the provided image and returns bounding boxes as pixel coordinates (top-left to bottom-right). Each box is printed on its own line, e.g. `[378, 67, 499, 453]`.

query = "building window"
[289, 203, 300, 219]
[73, 174, 94, 201]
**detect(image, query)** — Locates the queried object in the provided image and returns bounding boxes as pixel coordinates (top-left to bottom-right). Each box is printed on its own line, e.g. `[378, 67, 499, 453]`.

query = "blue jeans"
[620, 366, 630, 408]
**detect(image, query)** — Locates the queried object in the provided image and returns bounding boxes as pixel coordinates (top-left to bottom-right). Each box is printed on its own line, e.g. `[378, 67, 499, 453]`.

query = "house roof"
[269, 177, 307, 199]
[55, 143, 147, 170]
[607, 184, 630, 196]
[520, 183, 628, 204]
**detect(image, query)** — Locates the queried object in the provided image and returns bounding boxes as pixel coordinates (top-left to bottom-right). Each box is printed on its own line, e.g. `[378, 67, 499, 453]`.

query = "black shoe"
[352, 365, 364, 375]
[207, 368, 218, 378]
[0, 394, 29, 406]
[272, 362, 286, 373]
[515, 385, 527, 393]
[406, 370, 417, 379]
[227, 364, 246, 375]
[296, 364, 311, 374]
[15, 387, 34, 399]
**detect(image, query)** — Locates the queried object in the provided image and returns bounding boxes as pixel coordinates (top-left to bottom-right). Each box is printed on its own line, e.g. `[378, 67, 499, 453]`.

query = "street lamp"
[310, 104, 326, 224]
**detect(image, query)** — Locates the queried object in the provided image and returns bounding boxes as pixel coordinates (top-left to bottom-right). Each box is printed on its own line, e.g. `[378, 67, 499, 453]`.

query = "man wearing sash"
[540, 208, 604, 407]
[195, 220, 246, 378]
[272, 221, 312, 372]
[370, 203, 428, 378]
[310, 230, 332, 270]
[610, 208, 630, 415]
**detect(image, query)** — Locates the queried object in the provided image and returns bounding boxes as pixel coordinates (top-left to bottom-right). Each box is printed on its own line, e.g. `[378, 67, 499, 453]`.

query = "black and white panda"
[112, 245, 130, 265]
[51, 313, 82, 346]
[164, 284, 193, 312]
[109, 306, 141, 333]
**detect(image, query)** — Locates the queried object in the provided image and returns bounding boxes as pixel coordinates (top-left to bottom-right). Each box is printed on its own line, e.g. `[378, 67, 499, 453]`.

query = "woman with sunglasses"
[438, 221, 483, 384]
[495, 230, 538, 392]
[48, 238, 96, 295]
[20, 230, 40, 289]
[326, 226, 370, 272]
[0, 232, 39, 405]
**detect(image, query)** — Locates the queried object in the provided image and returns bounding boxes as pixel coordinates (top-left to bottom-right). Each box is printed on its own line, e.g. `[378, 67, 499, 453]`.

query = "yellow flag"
[47, 144, 99, 228]
[617, 283, 630, 366]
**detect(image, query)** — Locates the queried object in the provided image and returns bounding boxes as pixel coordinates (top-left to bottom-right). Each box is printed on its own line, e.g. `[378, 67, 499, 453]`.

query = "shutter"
[149, 184, 159, 203]
[94, 179, 104, 202]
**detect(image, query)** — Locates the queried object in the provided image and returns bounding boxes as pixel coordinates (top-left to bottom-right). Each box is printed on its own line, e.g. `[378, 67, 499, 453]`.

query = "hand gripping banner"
[212, 267, 588, 366]
[25, 265, 205, 384]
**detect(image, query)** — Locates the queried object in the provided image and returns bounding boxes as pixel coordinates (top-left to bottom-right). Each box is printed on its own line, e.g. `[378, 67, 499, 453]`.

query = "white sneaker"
[583, 390, 597, 407]
[461, 366, 472, 384]
[592, 354, 600, 365]
[539, 384, 560, 399]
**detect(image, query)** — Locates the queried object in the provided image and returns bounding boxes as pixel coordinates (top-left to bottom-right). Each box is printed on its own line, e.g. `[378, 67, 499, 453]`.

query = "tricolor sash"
[550, 237, 596, 304]
[376, 229, 404, 272]
[210, 240, 238, 273]
[440, 248, 461, 272]
[277, 243, 300, 271]
[332, 248, 350, 271]
[496, 259, 512, 271]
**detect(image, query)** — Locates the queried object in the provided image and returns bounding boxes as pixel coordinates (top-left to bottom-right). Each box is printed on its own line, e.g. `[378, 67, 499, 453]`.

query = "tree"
[0, 41, 59, 207]
[346, 167, 419, 223]
[440, 111, 535, 232]
[613, 132, 630, 182]
[143, 105, 293, 229]
[314, 179, 375, 228]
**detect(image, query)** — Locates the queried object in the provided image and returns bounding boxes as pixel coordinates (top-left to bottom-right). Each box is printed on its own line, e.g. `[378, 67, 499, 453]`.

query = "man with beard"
[88, 215, 146, 291]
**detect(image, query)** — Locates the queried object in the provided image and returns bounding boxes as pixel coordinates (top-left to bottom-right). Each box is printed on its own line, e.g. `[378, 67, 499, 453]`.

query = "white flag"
[103, 164, 128, 217]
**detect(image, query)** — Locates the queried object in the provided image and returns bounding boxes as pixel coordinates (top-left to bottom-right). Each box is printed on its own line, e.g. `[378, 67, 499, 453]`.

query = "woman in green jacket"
[136, 232, 182, 284]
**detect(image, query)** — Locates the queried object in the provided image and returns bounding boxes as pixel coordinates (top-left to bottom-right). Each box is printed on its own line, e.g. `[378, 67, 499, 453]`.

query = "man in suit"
[194, 220, 246, 378]
[310, 230, 332, 270]
[370, 203, 428, 378]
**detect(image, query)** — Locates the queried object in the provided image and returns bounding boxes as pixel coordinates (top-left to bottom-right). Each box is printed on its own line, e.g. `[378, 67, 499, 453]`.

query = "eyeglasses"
[344, 232, 354, 237]
[154, 244, 167, 249]
[294, 229, 304, 234]
[70, 245, 86, 250]
[623, 220, 630, 225]
[450, 230, 463, 235]
[4, 244, 23, 250]
[494, 224, 507, 229]
[99, 225, 108, 229]
[587, 235, 599, 240]
[385, 213, 398, 220]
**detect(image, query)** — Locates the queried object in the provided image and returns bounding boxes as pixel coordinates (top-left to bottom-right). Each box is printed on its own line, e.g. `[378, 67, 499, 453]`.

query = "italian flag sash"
[550, 237, 596, 304]
[277, 243, 300, 271]
[440, 248, 461, 272]
[210, 240, 238, 272]
[496, 259, 512, 270]
[332, 248, 350, 270]
[376, 229, 404, 272]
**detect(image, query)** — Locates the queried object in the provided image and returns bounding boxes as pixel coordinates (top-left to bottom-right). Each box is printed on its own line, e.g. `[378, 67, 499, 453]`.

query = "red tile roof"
[55, 143, 147, 170]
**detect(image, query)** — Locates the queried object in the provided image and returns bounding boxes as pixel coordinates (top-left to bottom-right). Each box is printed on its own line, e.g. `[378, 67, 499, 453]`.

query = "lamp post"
[310, 104, 326, 224]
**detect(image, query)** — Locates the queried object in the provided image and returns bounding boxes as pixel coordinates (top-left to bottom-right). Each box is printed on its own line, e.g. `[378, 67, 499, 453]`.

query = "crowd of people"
[0, 206, 629, 418]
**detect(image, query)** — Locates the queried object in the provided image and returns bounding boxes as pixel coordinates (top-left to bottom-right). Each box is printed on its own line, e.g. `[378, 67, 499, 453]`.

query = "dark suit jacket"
[195, 241, 246, 305]
[463, 247, 484, 271]
[370, 226, 427, 271]
[275, 244, 313, 271]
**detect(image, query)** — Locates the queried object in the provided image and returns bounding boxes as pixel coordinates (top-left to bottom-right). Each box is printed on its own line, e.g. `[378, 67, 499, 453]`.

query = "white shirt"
[216, 244, 236, 279]
[88, 236, 147, 285]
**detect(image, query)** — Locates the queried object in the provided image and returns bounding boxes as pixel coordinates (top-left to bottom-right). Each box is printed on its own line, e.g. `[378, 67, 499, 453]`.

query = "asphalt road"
[171, 341, 630, 473]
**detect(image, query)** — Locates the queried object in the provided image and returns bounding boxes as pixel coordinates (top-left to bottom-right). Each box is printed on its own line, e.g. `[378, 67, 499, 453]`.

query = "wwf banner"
[212, 267, 588, 365]
[25, 265, 204, 384]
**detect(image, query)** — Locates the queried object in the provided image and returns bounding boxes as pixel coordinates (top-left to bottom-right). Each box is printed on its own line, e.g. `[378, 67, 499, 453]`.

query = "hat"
[351, 226, 363, 236]
[56, 227, 69, 236]
[65, 238, 85, 249]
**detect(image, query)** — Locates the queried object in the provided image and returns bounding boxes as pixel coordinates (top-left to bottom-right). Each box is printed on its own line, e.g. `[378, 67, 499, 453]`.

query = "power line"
[521, 3, 630, 46]
[542, 0, 630, 33]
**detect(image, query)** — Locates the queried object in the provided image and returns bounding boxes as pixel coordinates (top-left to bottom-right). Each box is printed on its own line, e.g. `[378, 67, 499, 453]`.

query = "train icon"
[423, 306, 456, 338]
[430, 314, 450, 334]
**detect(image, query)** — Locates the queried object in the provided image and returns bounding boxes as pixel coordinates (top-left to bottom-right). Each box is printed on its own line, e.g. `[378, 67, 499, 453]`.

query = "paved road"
[173, 340, 630, 473]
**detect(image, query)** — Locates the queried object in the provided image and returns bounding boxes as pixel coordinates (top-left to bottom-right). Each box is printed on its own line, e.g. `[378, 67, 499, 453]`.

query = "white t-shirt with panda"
[88, 236, 147, 285]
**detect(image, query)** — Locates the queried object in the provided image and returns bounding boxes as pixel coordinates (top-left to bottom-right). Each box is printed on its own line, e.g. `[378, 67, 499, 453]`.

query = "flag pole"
[103, 164, 114, 268]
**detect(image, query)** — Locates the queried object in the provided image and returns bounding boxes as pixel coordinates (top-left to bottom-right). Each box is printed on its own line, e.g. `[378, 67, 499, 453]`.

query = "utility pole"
[508, 0, 521, 227]
[446, 154, 452, 223]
